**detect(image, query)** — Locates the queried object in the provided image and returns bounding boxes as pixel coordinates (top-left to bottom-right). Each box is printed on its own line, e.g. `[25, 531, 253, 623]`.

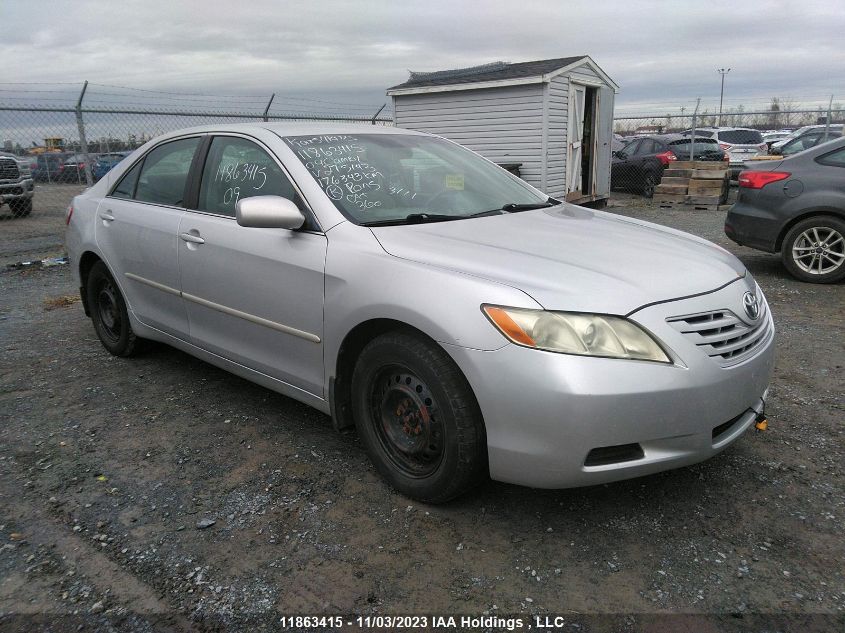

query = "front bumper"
[0, 178, 35, 203]
[447, 277, 775, 488]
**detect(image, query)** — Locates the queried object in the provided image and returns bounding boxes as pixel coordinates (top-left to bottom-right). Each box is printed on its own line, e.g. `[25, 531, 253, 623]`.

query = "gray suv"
[0, 152, 35, 217]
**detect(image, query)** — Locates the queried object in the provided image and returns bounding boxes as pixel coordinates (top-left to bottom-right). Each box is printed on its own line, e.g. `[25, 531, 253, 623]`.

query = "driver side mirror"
[615, 151, 627, 160]
[236, 196, 305, 230]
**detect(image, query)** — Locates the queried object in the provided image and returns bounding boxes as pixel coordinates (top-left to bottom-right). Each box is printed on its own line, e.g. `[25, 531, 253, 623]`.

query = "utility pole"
[717, 68, 731, 127]
[75, 81, 93, 186]
[690, 98, 701, 161]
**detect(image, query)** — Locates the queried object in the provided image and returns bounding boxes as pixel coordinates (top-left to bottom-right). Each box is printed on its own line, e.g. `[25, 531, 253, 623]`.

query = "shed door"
[567, 84, 586, 195]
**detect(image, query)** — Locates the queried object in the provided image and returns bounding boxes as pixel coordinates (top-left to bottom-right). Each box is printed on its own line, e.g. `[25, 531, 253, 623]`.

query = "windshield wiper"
[361, 213, 460, 227]
[501, 198, 560, 212]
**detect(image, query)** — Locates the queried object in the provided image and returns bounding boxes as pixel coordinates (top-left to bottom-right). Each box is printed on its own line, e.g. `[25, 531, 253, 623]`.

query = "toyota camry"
[66, 124, 774, 502]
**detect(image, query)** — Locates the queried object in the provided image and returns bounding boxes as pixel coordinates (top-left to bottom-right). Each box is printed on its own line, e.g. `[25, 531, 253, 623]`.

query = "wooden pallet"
[656, 161, 728, 210]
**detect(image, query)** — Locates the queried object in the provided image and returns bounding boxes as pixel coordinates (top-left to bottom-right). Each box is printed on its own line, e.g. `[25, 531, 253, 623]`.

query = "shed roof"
[387, 55, 618, 95]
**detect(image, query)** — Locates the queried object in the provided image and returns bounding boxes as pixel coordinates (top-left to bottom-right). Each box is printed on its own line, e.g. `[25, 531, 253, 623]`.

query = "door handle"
[99, 212, 115, 222]
[179, 232, 205, 245]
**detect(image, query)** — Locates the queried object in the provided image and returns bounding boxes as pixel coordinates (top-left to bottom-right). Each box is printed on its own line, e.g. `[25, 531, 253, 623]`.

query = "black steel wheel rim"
[96, 279, 122, 343]
[369, 366, 444, 477]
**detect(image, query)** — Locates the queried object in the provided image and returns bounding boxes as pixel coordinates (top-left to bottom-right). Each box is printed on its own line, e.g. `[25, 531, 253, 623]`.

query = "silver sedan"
[66, 124, 774, 502]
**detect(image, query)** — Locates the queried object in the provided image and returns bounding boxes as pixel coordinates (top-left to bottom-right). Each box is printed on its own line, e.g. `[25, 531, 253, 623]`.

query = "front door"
[177, 135, 327, 397]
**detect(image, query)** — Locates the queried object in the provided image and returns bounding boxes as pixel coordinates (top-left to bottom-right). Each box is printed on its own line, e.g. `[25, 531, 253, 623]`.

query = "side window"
[816, 147, 845, 167]
[111, 161, 142, 199]
[621, 140, 640, 156]
[134, 137, 200, 206]
[198, 137, 299, 217]
[638, 140, 656, 155]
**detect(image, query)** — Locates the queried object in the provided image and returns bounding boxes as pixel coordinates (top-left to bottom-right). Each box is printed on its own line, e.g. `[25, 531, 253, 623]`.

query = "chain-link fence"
[0, 93, 393, 223]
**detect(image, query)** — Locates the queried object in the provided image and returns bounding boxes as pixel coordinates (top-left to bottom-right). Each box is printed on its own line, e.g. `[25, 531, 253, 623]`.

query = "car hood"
[371, 204, 746, 315]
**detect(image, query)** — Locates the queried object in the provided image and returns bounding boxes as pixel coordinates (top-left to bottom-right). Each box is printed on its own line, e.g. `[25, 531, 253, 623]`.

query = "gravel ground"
[0, 193, 843, 632]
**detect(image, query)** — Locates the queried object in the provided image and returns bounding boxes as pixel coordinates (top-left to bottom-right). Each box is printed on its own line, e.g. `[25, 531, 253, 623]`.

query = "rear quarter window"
[816, 146, 845, 167]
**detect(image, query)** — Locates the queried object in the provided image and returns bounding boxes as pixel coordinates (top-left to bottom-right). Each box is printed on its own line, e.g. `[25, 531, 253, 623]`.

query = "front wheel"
[781, 216, 845, 283]
[9, 199, 32, 217]
[86, 261, 142, 356]
[351, 331, 488, 503]
[641, 174, 656, 198]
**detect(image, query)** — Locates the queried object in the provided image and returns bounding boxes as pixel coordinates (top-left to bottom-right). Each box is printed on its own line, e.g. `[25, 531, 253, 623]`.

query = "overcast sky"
[2, 0, 843, 116]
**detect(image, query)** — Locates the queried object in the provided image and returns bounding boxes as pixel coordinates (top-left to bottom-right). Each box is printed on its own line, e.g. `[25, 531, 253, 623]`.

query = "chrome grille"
[0, 157, 20, 181]
[667, 299, 772, 366]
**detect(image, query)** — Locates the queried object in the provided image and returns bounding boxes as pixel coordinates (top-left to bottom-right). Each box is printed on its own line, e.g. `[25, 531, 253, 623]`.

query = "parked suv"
[611, 134, 725, 197]
[683, 127, 767, 178]
[0, 152, 35, 217]
[33, 152, 72, 182]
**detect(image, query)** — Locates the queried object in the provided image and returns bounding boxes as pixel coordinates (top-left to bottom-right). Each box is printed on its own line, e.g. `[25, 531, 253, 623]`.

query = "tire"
[351, 331, 488, 503]
[86, 261, 142, 356]
[781, 215, 845, 283]
[9, 199, 32, 218]
[641, 173, 656, 199]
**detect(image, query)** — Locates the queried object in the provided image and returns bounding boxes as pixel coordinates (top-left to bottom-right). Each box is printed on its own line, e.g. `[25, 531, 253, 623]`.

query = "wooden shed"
[387, 56, 618, 205]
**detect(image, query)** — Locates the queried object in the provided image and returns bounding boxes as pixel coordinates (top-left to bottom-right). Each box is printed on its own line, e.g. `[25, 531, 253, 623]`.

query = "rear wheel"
[351, 331, 487, 503]
[781, 215, 845, 283]
[86, 261, 142, 356]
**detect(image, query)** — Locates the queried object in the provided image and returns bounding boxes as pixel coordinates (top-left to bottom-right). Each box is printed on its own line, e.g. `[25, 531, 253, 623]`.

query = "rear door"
[177, 134, 327, 396]
[95, 136, 202, 338]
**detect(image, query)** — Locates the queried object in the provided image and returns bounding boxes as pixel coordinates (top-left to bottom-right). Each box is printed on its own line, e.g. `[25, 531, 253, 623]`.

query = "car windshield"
[284, 134, 549, 225]
[718, 130, 764, 144]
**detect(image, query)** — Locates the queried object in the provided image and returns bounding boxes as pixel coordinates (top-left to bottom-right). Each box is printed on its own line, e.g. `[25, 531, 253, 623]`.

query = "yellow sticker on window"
[445, 174, 465, 190]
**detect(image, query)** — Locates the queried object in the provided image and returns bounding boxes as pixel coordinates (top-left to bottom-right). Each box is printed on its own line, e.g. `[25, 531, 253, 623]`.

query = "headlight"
[482, 305, 671, 363]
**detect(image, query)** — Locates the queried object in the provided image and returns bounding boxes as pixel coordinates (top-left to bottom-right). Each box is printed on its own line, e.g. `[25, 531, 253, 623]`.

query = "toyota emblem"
[742, 291, 760, 320]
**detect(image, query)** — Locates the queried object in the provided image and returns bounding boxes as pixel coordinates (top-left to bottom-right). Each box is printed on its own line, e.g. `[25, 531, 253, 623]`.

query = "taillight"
[656, 150, 677, 166]
[65, 203, 73, 225]
[719, 143, 731, 151]
[757, 143, 768, 152]
[737, 171, 790, 189]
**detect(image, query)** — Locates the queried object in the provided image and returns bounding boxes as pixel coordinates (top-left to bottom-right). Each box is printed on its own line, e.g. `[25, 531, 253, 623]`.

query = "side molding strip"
[123, 272, 321, 343]
[125, 272, 181, 296]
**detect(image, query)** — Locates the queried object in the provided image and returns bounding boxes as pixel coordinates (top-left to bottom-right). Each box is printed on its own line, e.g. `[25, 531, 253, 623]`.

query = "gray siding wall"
[546, 75, 570, 198]
[393, 84, 546, 191]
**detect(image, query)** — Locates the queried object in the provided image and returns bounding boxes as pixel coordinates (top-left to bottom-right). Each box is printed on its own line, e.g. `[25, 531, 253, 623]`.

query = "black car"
[725, 136, 845, 283]
[611, 134, 725, 197]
